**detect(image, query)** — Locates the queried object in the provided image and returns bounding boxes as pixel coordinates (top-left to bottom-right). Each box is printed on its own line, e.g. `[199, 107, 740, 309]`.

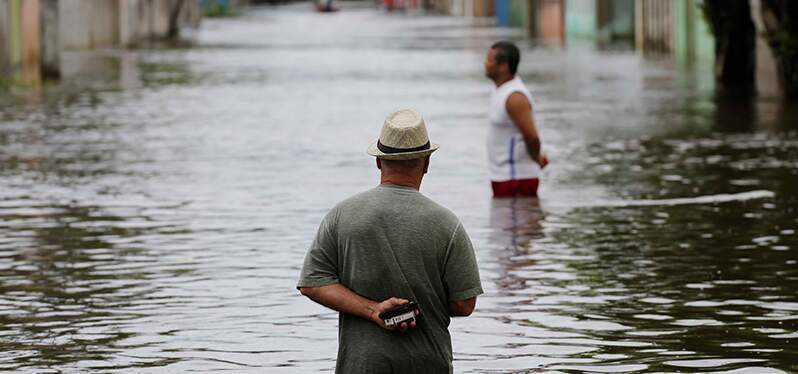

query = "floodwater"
[1, 3, 797, 373]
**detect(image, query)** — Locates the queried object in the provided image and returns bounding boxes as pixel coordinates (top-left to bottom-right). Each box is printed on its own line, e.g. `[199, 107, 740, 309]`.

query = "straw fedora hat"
[368, 109, 440, 160]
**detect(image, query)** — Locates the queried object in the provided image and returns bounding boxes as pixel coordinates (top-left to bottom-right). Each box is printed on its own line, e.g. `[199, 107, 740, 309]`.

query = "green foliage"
[203, 4, 237, 17]
[767, 30, 797, 59]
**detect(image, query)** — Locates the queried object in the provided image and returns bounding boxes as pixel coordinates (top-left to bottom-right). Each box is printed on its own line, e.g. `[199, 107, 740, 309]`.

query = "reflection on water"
[488, 197, 545, 290]
[1, 2, 797, 373]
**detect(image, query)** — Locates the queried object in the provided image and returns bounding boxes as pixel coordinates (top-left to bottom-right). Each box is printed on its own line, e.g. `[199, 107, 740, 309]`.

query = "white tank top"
[487, 76, 541, 182]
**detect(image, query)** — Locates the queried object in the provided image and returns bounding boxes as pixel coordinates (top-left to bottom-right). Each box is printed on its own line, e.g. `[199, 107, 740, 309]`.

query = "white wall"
[59, 0, 119, 50]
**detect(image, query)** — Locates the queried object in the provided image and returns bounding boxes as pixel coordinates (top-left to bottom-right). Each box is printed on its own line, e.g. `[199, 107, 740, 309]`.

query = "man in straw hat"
[485, 41, 548, 197]
[298, 109, 483, 373]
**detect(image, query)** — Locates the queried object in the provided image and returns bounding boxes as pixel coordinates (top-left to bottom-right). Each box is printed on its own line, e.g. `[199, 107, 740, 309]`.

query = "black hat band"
[377, 140, 431, 154]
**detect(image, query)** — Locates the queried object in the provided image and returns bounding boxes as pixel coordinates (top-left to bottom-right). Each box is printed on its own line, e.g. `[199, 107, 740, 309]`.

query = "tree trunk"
[168, 0, 186, 39]
[702, 0, 757, 96]
[761, 0, 798, 97]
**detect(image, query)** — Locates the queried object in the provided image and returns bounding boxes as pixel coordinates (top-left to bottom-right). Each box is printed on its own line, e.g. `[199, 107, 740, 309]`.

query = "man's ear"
[422, 156, 430, 174]
[500, 62, 509, 76]
[376, 158, 382, 170]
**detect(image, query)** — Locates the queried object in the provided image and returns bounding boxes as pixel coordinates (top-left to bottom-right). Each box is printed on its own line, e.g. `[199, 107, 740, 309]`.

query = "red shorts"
[491, 178, 539, 198]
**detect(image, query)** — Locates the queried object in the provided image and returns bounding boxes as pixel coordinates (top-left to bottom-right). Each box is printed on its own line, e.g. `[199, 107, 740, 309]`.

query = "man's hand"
[538, 153, 548, 169]
[299, 284, 418, 332]
[370, 297, 418, 332]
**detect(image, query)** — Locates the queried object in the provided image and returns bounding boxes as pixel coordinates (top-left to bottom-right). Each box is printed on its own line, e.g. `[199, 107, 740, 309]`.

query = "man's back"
[298, 184, 482, 373]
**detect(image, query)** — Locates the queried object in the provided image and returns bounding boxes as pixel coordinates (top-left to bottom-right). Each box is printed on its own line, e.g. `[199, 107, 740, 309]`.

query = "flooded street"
[1, 2, 797, 372]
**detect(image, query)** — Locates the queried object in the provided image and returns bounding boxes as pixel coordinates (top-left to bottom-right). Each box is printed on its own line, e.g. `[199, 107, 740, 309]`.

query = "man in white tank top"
[484, 41, 547, 197]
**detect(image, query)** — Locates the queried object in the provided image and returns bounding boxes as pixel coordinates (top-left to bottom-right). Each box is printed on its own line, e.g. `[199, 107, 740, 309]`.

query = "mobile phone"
[379, 301, 420, 327]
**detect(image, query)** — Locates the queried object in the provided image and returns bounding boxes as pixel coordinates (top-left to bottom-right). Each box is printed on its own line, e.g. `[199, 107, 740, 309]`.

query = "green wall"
[509, 0, 529, 30]
[605, 0, 634, 41]
[565, 0, 596, 42]
[564, 0, 633, 44]
[9, 0, 20, 67]
[673, 0, 714, 66]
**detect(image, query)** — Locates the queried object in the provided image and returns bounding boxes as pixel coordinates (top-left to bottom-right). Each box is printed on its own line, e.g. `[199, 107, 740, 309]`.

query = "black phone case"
[379, 301, 419, 320]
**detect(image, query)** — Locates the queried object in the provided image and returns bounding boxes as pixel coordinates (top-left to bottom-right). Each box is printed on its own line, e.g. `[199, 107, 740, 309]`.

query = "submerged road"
[0, 2, 797, 372]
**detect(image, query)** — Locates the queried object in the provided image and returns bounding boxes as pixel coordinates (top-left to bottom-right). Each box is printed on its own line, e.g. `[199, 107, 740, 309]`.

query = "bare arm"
[448, 296, 477, 317]
[299, 283, 416, 331]
[506, 92, 547, 168]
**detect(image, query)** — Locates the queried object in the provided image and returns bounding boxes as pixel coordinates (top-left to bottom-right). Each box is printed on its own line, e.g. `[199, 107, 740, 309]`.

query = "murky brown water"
[1, 3, 797, 373]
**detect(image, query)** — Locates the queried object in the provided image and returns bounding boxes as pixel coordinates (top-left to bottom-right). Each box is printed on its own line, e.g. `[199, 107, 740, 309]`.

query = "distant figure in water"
[383, 0, 404, 11]
[484, 41, 548, 197]
[315, 0, 338, 12]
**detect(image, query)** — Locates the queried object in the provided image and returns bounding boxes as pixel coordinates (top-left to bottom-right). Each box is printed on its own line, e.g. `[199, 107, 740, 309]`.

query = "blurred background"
[1, 0, 797, 373]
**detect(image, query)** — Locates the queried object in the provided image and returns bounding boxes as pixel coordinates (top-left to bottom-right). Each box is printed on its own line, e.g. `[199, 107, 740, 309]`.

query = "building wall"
[59, 0, 199, 50]
[602, 0, 634, 41]
[59, 0, 120, 50]
[0, 0, 32, 83]
[673, 0, 713, 64]
[0, 0, 10, 77]
[636, 0, 713, 67]
[473, 0, 494, 17]
[429, 0, 446, 13]
[2, 0, 201, 82]
[40, 0, 59, 78]
[508, 0, 529, 30]
[537, 0, 565, 44]
[136, 0, 171, 41]
[445, 0, 494, 17]
[1, 0, 59, 82]
[20, 0, 40, 82]
[564, 0, 633, 44]
[429, 0, 450, 14]
[463, 0, 473, 16]
[448, 0, 463, 16]
[495, 0, 509, 26]
[565, 0, 596, 42]
[636, 0, 673, 53]
[8, 0, 21, 68]
[119, 0, 139, 47]
[2, 0, 24, 80]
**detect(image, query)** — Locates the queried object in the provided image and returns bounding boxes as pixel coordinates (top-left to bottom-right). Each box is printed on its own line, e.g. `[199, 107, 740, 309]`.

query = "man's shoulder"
[332, 187, 382, 209]
[332, 187, 461, 224]
[411, 194, 463, 232]
[420, 195, 459, 219]
[327, 187, 393, 217]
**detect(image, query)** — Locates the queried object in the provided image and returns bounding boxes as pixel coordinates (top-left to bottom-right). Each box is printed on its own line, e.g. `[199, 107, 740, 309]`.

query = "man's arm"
[442, 222, 483, 318]
[299, 283, 416, 331]
[506, 92, 547, 168]
[449, 297, 477, 317]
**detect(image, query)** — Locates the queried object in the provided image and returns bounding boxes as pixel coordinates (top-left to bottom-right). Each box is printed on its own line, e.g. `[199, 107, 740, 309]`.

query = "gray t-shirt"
[297, 184, 483, 374]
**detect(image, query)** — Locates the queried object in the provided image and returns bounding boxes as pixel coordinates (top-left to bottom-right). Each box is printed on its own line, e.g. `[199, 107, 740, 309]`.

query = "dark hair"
[491, 41, 520, 75]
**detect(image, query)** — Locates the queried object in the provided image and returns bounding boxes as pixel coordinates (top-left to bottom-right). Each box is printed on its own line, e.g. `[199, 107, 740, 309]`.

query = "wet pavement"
[1, 2, 797, 373]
